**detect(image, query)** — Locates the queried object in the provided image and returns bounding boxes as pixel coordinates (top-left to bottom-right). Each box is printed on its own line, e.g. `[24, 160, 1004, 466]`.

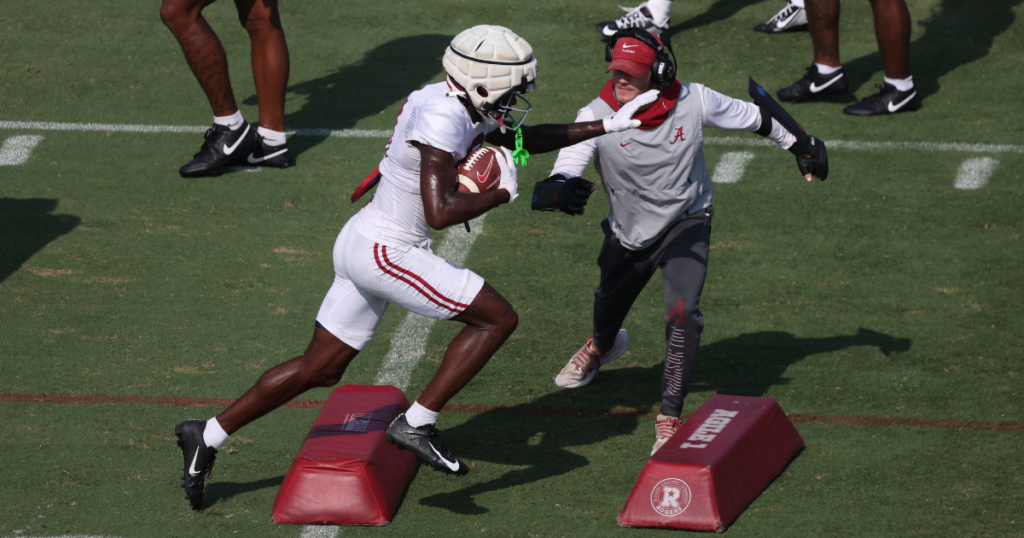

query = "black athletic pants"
[592, 207, 712, 418]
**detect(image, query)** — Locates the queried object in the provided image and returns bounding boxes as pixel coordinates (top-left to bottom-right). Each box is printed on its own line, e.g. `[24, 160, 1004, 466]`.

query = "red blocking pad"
[271, 384, 419, 526]
[617, 395, 804, 532]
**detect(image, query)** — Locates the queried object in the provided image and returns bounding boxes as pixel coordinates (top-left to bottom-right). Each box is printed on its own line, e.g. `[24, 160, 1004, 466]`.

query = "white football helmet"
[443, 25, 538, 131]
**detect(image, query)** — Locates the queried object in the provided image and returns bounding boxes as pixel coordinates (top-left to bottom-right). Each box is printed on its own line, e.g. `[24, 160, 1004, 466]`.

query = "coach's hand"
[531, 175, 596, 215]
[789, 136, 829, 181]
[602, 89, 660, 133]
[495, 147, 519, 202]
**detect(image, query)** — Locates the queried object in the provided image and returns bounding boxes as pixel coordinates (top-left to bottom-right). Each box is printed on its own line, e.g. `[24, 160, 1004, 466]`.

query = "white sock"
[213, 110, 245, 131]
[790, 0, 805, 9]
[884, 75, 914, 92]
[815, 62, 841, 75]
[645, 0, 672, 27]
[257, 126, 287, 147]
[405, 401, 440, 428]
[203, 417, 230, 449]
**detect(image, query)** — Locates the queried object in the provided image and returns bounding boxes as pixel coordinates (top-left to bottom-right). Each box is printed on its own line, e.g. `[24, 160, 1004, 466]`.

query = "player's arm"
[485, 89, 660, 153]
[699, 83, 827, 181]
[417, 142, 512, 230]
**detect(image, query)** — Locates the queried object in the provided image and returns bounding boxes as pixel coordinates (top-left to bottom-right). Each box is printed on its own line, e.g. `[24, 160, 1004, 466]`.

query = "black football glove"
[531, 175, 596, 215]
[788, 136, 829, 181]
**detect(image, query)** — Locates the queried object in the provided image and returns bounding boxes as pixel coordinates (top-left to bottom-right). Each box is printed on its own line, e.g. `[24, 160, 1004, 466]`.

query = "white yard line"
[953, 157, 999, 190]
[301, 214, 485, 538]
[0, 121, 389, 138]
[299, 525, 341, 538]
[711, 151, 755, 184]
[1, 120, 1022, 154]
[0, 135, 45, 166]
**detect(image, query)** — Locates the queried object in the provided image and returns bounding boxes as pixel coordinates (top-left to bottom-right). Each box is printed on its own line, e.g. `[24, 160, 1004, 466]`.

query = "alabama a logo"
[669, 126, 686, 145]
[650, 477, 692, 517]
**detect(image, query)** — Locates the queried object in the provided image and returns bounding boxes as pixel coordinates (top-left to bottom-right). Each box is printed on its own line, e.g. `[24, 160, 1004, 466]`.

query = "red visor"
[607, 36, 659, 78]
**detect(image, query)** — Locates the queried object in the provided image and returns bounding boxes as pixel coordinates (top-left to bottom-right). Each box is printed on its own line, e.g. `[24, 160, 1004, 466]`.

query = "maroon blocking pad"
[271, 385, 419, 526]
[617, 395, 804, 532]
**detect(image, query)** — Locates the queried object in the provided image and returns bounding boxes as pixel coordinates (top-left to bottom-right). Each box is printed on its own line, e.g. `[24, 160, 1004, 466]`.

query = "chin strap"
[445, 76, 468, 98]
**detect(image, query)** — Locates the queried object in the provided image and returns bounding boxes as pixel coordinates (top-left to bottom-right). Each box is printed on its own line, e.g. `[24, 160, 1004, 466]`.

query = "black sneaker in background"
[754, 2, 808, 34]
[385, 413, 468, 476]
[777, 64, 850, 103]
[843, 83, 921, 116]
[178, 122, 255, 178]
[175, 420, 218, 510]
[243, 135, 294, 168]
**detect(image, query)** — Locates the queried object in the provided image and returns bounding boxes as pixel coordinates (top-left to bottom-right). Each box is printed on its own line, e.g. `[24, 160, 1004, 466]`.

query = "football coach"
[536, 29, 827, 455]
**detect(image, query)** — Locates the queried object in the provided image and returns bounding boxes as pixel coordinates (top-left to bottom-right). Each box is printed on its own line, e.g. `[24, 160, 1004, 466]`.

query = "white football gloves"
[495, 147, 519, 203]
[602, 89, 660, 133]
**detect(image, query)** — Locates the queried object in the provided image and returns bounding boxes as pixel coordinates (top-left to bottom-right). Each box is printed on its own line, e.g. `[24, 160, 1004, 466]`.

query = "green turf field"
[2, 0, 1022, 536]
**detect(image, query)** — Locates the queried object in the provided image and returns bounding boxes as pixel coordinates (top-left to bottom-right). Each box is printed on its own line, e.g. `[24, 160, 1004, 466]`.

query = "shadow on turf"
[0, 198, 80, 283]
[422, 327, 910, 515]
[829, 0, 1023, 99]
[203, 475, 285, 507]
[243, 34, 450, 161]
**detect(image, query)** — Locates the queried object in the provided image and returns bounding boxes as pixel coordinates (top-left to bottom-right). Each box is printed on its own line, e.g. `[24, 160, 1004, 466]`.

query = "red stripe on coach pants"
[373, 244, 465, 313]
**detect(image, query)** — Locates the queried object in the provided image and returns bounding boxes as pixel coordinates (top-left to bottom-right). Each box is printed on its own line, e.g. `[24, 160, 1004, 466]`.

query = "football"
[456, 146, 505, 193]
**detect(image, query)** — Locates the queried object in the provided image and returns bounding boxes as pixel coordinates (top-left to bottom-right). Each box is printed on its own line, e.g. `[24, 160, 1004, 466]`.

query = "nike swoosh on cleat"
[809, 74, 844, 93]
[188, 447, 201, 476]
[428, 444, 462, 472]
[887, 91, 917, 113]
[775, 10, 800, 29]
[247, 147, 288, 164]
[222, 124, 250, 155]
[476, 155, 495, 183]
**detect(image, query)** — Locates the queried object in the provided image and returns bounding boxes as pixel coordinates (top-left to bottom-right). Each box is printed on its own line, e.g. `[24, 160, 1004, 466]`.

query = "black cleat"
[595, 2, 669, 39]
[843, 83, 921, 116]
[175, 420, 218, 511]
[385, 413, 468, 476]
[754, 2, 808, 33]
[240, 134, 294, 168]
[777, 64, 850, 103]
[178, 122, 256, 178]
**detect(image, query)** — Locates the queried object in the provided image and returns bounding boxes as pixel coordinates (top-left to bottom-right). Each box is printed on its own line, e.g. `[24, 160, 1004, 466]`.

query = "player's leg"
[175, 229, 387, 510]
[554, 219, 655, 388]
[418, 283, 518, 410]
[776, 0, 850, 102]
[160, 0, 256, 177]
[175, 327, 360, 510]
[651, 209, 712, 455]
[370, 242, 517, 475]
[234, 0, 294, 167]
[843, 0, 920, 115]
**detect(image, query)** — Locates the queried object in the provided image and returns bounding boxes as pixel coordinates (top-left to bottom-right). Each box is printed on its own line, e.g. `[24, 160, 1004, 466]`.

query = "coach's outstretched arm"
[486, 89, 659, 154]
[417, 142, 517, 230]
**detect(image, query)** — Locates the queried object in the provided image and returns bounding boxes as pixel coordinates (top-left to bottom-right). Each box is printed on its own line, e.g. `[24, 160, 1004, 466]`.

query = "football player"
[545, 29, 826, 456]
[174, 25, 656, 511]
[160, 0, 293, 177]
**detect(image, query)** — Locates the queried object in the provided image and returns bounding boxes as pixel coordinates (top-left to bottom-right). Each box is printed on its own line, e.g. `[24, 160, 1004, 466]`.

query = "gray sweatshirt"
[552, 81, 794, 250]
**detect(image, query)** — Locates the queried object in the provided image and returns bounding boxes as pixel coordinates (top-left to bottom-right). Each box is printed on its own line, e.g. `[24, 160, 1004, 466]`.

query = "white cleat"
[651, 414, 682, 456]
[595, 3, 669, 39]
[554, 329, 630, 388]
[753, 1, 808, 34]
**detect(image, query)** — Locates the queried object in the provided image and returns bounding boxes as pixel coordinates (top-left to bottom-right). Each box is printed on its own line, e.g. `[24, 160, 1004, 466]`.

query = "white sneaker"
[595, 3, 669, 38]
[753, 1, 808, 34]
[651, 414, 682, 456]
[554, 329, 630, 388]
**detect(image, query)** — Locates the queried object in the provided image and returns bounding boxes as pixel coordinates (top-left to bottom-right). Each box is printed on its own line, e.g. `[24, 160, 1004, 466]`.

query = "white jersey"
[350, 81, 496, 249]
